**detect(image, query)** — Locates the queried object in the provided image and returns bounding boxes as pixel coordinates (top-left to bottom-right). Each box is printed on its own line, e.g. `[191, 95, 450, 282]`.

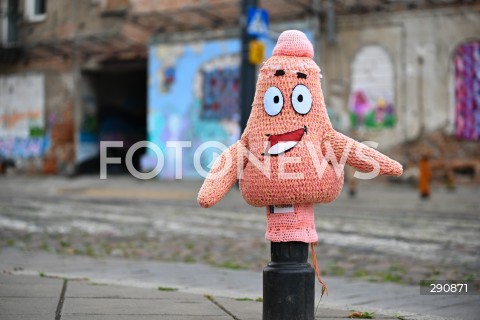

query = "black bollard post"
[263, 241, 314, 320]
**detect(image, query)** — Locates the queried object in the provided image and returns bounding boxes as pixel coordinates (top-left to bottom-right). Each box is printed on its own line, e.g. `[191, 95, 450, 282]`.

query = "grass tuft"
[235, 297, 263, 302]
[235, 297, 254, 301]
[218, 261, 245, 270]
[158, 286, 178, 292]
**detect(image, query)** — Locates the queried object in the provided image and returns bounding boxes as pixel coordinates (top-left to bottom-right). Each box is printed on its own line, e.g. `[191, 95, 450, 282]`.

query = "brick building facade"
[0, 0, 478, 178]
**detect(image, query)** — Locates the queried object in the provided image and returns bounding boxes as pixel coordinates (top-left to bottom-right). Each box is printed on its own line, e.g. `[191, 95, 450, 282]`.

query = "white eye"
[263, 86, 284, 116]
[291, 84, 312, 115]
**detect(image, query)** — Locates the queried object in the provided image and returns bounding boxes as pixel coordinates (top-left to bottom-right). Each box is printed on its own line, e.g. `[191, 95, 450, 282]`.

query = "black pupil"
[298, 94, 303, 102]
[274, 96, 279, 104]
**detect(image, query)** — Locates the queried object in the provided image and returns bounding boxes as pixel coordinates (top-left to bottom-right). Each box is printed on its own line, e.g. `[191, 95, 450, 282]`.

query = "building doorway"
[77, 63, 147, 175]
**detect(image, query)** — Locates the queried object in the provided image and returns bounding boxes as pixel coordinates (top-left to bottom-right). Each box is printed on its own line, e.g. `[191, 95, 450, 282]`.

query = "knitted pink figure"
[198, 30, 402, 243]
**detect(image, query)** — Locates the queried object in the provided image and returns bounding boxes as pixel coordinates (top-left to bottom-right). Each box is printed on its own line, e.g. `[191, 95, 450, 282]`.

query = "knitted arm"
[323, 129, 402, 176]
[198, 140, 247, 208]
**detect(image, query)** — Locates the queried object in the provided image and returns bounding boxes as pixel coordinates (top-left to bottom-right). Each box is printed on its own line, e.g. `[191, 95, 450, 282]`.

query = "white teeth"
[267, 141, 299, 155]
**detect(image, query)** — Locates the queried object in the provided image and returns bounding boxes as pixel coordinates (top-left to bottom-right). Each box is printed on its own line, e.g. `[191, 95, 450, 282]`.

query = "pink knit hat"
[272, 30, 314, 58]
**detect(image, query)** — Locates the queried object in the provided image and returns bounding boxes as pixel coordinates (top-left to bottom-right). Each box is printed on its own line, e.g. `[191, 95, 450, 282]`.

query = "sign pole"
[239, 0, 258, 135]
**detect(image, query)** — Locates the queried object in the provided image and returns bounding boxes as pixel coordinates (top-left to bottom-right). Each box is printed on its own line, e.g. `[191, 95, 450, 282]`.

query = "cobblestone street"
[0, 176, 479, 287]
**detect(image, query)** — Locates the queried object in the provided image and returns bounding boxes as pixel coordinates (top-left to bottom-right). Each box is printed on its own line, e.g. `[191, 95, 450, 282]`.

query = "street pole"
[240, 2, 316, 318]
[239, 0, 258, 134]
[263, 241, 315, 320]
[311, 0, 321, 66]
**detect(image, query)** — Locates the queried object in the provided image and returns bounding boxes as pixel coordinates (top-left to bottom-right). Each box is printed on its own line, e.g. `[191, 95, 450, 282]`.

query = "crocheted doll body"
[198, 30, 403, 243]
[239, 52, 344, 208]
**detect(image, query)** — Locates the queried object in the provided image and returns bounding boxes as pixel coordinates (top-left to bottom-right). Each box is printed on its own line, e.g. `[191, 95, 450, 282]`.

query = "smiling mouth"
[266, 126, 307, 156]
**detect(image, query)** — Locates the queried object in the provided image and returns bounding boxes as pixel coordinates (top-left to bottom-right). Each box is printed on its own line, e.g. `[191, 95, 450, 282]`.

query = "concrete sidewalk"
[1, 177, 479, 319]
[1, 249, 478, 320]
[0, 272, 398, 320]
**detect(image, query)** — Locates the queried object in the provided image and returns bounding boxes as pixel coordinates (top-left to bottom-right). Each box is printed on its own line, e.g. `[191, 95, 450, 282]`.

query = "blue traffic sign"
[247, 7, 269, 38]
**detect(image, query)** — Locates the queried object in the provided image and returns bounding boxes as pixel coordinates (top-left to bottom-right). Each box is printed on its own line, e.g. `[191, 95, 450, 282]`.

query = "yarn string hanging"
[311, 242, 328, 298]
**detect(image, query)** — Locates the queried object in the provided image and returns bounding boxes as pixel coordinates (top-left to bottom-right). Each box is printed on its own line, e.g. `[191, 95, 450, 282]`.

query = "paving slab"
[0, 273, 63, 298]
[393, 296, 480, 320]
[214, 296, 397, 320]
[66, 281, 203, 300]
[0, 282, 62, 298]
[63, 316, 232, 320]
[0, 274, 61, 320]
[0, 297, 58, 317]
[63, 296, 226, 316]
[213, 296, 263, 320]
[0, 315, 57, 320]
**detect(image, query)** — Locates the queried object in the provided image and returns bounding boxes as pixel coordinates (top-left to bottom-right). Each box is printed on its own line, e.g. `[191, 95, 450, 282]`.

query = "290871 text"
[430, 283, 467, 293]
[420, 280, 479, 295]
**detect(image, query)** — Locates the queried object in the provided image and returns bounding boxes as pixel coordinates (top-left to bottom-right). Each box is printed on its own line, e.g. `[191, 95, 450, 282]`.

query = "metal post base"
[263, 241, 315, 320]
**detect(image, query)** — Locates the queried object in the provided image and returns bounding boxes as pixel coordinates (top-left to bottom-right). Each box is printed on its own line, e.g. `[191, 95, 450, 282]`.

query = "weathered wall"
[0, 67, 75, 174]
[0, 73, 44, 137]
[0, 0, 102, 174]
[19, 0, 122, 44]
[320, 6, 480, 149]
[2, 2, 478, 176]
[0, 73, 46, 170]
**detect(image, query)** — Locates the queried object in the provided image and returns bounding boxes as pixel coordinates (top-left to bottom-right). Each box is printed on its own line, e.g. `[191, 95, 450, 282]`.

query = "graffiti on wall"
[0, 137, 48, 159]
[201, 66, 240, 121]
[0, 74, 48, 159]
[0, 74, 45, 138]
[349, 46, 396, 129]
[454, 41, 480, 140]
[147, 40, 243, 179]
[163, 66, 176, 92]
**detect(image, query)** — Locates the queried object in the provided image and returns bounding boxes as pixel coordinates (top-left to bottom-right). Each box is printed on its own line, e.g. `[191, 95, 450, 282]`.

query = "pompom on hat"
[272, 30, 314, 58]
